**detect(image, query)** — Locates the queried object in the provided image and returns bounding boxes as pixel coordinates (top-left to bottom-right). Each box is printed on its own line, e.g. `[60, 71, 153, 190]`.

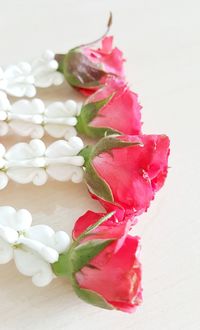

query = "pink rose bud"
[53, 211, 142, 313]
[55, 14, 125, 95]
[76, 77, 142, 138]
[80, 134, 170, 216]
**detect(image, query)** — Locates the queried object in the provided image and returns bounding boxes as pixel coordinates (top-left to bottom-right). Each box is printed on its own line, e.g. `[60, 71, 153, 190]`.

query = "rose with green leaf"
[80, 134, 170, 216]
[53, 210, 142, 313]
[55, 14, 125, 96]
[76, 77, 142, 138]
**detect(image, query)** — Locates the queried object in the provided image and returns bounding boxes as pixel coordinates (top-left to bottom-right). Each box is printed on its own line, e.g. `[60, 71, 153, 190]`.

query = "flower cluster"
[0, 50, 64, 97]
[0, 137, 84, 189]
[0, 92, 79, 139]
[0, 16, 170, 314]
[0, 206, 70, 286]
[54, 19, 170, 314]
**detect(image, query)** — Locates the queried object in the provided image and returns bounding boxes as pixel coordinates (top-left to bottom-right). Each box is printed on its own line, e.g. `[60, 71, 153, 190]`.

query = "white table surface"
[0, 1, 199, 329]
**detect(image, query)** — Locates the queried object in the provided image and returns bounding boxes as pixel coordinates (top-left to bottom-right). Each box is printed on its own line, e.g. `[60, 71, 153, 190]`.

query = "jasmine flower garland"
[0, 14, 170, 314]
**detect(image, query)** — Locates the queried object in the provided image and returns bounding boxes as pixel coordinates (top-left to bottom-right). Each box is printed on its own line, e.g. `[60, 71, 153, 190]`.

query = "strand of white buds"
[0, 206, 70, 286]
[0, 137, 85, 189]
[0, 50, 64, 97]
[0, 92, 80, 139]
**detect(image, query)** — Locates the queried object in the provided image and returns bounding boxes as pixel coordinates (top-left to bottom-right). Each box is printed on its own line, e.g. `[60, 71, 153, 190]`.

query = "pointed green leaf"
[79, 146, 114, 202]
[52, 235, 113, 278]
[78, 145, 93, 167]
[85, 162, 114, 202]
[81, 97, 112, 123]
[76, 95, 119, 138]
[74, 287, 114, 310]
[52, 251, 71, 277]
[93, 136, 143, 157]
[79, 137, 143, 202]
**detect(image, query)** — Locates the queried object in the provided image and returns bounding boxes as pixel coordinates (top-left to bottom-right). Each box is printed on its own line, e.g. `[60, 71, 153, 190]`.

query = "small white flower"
[0, 50, 64, 97]
[44, 100, 79, 139]
[0, 138, 84, 189]
[0, 93, 80, 139]
[0, 206, 70, 286]
[31, 50, 64, 88]
[0, 62, 36, 97]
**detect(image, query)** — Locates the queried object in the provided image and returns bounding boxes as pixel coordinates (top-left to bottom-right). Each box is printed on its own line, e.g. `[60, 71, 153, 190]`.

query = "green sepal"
[74, 287, 114, 310]
[79, 145, 114, 202]
[76, 95, 120, 138]
[52, 251, 71, 278]
[52, 212, 115, 278]
[52, 238, 113, 278]
[92, 136, 142, 158]
[85, 161, 114, 202]
[78, 145, 93, 166]
[52, 212, 116, 310]
[79, 136, 142, 202]
[70, 238, 113, 273]
[76, 211, 115, 242]
[62, 50, 106, 89]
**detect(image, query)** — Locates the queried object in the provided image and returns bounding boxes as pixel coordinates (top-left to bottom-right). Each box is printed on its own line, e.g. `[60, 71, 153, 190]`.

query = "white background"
[0, 1, 199, 329]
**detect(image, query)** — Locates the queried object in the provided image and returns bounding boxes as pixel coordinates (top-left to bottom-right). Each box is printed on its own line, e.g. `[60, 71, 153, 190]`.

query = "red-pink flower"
[83, 36, 125, 79]
[56, 36, 125, 96]
[72, 211, 142, 313]
[81, 134, 170, 216]
[76, 77, 142, 138]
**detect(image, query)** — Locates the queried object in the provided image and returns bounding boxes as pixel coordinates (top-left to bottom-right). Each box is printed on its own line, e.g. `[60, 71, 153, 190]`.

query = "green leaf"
[52, 224, 114, 277]
[76, 94, 122, 139]
[93, 136, 143, 158]
[80, 145, 113, 201]
[85, 161, 114, 202]
[70, 238, 113, 273]
[52, 251, 71, 277]
[80, 97, 112, 124]
[74, 287, 114, 310]
[78, 145, 93, 165]
[79, 137, 142, 202]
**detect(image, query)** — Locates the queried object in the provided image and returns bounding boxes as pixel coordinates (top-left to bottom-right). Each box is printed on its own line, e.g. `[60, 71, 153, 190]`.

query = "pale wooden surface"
[0, 1, 200, 329]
